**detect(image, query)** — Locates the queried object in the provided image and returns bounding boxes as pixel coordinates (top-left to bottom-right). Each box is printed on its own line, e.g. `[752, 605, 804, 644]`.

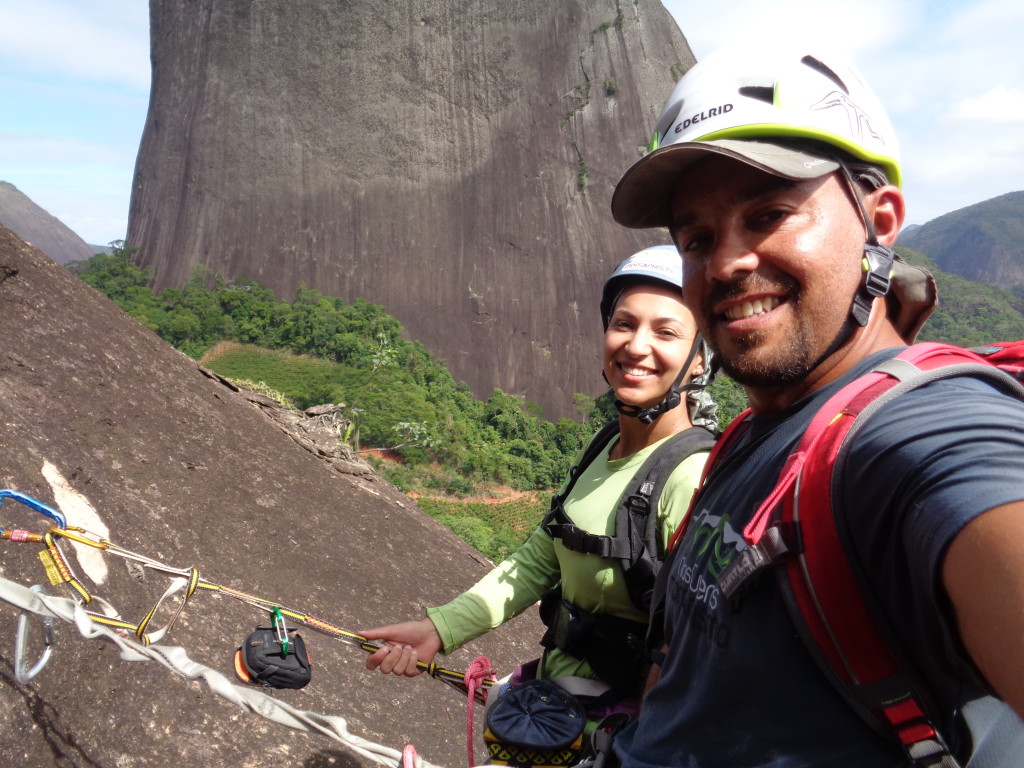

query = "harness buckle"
[560, 525, 612, 557]
[624, 492, 650, 515]
[862, 243, 894, 298]
[719, 523, 798, 600]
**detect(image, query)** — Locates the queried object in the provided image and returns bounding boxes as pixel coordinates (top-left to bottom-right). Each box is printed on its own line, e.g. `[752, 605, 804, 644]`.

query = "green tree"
[67, 242, 151, 305]
[66, 252, 604, 494]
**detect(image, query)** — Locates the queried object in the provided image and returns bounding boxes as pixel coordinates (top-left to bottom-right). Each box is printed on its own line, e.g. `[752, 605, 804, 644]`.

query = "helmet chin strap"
[613, 335, 704, 425]
[836, 160, 895, 327]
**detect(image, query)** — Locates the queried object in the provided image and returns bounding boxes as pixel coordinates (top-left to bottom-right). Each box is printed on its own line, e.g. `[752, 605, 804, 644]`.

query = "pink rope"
[464, 656, 495, 767]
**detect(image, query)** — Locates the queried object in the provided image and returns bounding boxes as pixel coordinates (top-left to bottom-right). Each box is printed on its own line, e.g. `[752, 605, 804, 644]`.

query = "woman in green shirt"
[361, 245, 717, 717]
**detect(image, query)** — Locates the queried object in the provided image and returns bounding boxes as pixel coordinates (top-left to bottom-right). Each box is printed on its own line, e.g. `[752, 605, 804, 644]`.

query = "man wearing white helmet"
[607, 45, 1024, 767]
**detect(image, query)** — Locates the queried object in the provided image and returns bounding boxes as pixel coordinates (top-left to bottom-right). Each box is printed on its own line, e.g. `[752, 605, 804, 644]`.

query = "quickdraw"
[0, 489, 495, 703]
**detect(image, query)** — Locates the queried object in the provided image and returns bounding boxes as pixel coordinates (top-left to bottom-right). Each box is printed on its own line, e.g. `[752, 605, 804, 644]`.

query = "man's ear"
[869, 185, 906, 248]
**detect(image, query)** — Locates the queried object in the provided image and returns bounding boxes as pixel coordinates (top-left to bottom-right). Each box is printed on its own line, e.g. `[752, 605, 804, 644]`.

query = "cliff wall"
[128, 0, 694, 416]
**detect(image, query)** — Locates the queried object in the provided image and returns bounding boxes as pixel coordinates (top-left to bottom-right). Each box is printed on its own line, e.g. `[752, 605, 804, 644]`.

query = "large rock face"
[128, 0, 694, 417]
[0, 181, 96, 265]
[0, 225, 536, 768]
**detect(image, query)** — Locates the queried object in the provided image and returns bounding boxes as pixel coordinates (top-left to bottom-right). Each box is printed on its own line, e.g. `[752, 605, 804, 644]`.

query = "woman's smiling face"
[603, 282, 700, 409]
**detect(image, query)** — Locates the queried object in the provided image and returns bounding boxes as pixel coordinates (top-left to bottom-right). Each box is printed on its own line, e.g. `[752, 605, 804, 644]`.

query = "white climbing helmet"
[611, 45, 901, 229]
[600, 245, 683, 330]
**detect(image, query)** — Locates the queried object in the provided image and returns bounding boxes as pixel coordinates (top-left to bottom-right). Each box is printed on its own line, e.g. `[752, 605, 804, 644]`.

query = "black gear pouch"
[234, 626, 312, 689]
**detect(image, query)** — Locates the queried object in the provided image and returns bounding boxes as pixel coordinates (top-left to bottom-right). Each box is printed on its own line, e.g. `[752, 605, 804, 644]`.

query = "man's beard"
[715, 323, 816, 388]
[700, 273, 832, 389]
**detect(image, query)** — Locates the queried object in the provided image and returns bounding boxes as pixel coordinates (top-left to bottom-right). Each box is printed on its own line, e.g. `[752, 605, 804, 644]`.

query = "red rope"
[464, 656, 495, 767]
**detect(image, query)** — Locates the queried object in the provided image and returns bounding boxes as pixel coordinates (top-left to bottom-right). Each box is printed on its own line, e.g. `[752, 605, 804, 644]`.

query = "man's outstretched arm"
[943, 500, 1024, 719]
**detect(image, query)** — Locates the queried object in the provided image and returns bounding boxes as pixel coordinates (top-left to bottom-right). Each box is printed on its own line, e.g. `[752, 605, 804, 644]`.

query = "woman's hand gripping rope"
[360, 618, 444, 677]
[359, 618, 495, 768]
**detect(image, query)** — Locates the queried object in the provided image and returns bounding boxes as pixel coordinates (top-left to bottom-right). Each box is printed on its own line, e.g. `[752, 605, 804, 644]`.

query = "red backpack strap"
[719, 342, 1024, 767]
[970, 341, 1024, 382]
[783, 372, 963, 767]
[715, 362, 905, 596]
[718, 341, 1022, 591]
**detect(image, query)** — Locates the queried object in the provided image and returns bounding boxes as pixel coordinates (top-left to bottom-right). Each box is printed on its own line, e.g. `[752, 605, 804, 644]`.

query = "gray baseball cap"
[611, 138, 839, 230]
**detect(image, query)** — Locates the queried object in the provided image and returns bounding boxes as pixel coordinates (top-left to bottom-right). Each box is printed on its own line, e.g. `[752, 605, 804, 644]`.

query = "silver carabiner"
[15, 585, 57, 684]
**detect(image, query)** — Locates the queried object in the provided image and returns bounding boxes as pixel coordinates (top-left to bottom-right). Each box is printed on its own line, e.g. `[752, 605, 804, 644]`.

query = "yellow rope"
[10, 522, 493, 699]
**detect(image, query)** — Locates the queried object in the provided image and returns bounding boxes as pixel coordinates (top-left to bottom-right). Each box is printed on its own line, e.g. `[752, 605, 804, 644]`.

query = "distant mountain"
[898, 245, 1024, 347]
[899, 191, 1024, 288]
[900, 223, 922, 239]
[0, 181, 96, 265]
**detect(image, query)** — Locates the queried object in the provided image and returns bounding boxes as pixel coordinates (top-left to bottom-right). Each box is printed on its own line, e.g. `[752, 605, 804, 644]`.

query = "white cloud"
[0, 0, 150, 89]
[661, 0, 922, 60]
[951, 86, 1024, 123]
[0, 0, 148, 244]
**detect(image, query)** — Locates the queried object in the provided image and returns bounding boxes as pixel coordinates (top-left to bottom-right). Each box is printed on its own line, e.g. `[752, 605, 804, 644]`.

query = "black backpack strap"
[543, 420, 621, 536]
[550, 427, 714, 611]
[550, 427, 713, 557]
[618, 427, 715, 612]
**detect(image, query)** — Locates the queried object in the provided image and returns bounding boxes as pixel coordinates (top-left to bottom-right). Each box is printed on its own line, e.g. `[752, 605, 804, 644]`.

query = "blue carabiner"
[0, 490, 67, 529]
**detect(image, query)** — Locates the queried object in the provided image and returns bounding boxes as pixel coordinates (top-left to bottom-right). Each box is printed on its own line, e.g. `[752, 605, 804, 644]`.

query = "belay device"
[234, 607, 312, 689]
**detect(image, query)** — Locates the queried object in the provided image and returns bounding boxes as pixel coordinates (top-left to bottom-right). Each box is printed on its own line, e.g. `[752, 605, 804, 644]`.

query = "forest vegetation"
[68, 242, 1024, 559]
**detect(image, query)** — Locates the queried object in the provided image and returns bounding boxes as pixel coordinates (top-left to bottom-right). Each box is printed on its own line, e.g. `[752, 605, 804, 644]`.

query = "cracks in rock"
[562, 2, 625, 195]
[0, 265, 19, 287]
[195, 363, 375, 478]
[0, 659, 107, 768]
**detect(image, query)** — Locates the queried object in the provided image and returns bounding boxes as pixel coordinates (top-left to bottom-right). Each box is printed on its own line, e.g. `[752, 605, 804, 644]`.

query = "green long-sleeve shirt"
[427, 431, 707, 683]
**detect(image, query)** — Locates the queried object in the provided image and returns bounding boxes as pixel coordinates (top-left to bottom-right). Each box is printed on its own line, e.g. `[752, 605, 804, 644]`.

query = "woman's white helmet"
[612, 45, 901, 230]
[601, 245, 683, 330]
[602, 246, 718, 429]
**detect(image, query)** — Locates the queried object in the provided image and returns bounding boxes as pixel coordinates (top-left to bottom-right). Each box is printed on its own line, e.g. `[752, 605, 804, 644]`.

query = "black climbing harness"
[540, 424, 714, 694]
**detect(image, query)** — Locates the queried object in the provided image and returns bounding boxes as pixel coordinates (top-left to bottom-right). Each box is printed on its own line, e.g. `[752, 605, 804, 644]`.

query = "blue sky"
[1, 0, 1021, 245]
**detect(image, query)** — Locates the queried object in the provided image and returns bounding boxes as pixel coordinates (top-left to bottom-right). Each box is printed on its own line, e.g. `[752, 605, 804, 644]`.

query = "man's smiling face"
[670, 154, 866, 390]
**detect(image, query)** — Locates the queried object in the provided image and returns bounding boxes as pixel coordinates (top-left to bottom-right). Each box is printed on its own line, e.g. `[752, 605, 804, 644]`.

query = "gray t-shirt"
[616, 348, 1024, 767]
